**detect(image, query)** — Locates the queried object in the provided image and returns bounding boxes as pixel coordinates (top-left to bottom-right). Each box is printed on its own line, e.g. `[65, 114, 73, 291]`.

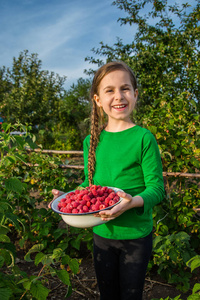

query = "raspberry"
[77, 194, 83, 200]
[72, 201, 79, 208]
[105, 197, 111, 205]
[65, 198, 72, 204]
[114, 195, 120, 202]
[91, 204, 96, 211]
[88, 192, 93, 198]
[102, 186, 108, 193]
[81, 199, 87, 205]
[98, 190, 104, 197]
[77, 204, 83, 210]
[109, 192, 116, 199]
[99, 204, 106, 210]
[109, 200, 115, 206]
[91, 189, 98, 196]
[66, 203, 73, 210]
[91, 198, 96, 204]
[83, 206, 89, 212]
[94, 203, 100, 211]
[82, 195, 91, 201]
[82, 189, 89, 195]
[91, 185, 98, 190]
[68, 192, 74, 196]
[86, 201, 91, 207]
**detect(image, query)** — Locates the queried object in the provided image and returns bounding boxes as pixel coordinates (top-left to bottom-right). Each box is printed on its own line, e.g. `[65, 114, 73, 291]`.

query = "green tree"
[0, 50, 66, 131]
[58, 77, 91, 149]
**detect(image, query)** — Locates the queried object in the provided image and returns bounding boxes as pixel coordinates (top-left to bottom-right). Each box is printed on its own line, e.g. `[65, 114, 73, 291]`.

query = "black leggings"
[93, 232, 152, 300]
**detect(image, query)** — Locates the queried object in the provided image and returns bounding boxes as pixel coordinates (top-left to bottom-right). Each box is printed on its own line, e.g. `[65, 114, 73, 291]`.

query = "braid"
[88, 101, 98, 185]
[88, 100, 106, 185]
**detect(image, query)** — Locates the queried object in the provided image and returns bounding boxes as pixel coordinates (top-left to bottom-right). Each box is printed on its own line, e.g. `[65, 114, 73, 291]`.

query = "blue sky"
[0, 0, 136, 89]
[0, 0, 197, 89]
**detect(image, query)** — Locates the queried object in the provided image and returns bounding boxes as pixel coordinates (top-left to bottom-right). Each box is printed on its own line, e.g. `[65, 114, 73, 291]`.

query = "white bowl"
[51, 187, 123, 228]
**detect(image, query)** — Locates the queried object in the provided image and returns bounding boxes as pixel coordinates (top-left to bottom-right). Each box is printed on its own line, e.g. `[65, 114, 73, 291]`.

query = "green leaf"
[34, 252, 45, 266]
[192, 283, 200, 294]
[17, 278, 30, 285]
[4, 177, 23, 194]
[0, 234, 10, 243]
[26, 135, 38, 150]
[51, 248, 63, 260]
[0, 287, 12, 300]
[70, 238, 81, 250]
[68, 258, 79, 274]
[5, 156, 16, 164]
[13, 135, 25, 148]
[0, 244, 16, 266]
[30, 282, 50, 300]
[14, 152, 27, 164]
[24, 244, 45, 262]
[56, 269, 70, 285]
[2, 123, 11, 133]
[190, 157, 200, 168]
[4, 213, 21, 230]
[0, 201, 10, 212]
[187, 255, 200, 272]
[153, 235, 164, 248]
[23, 280, 32, 291]
[61, 254, 70, 265]
[18, 237, 26, 248]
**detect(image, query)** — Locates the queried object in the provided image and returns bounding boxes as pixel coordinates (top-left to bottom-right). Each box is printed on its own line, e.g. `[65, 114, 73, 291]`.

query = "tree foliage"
[60, 78, 91, 134]
[0, 50, 66, 130]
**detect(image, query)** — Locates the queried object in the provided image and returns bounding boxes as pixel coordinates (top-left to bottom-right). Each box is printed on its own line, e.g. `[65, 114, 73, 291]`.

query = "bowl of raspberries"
[51, 185, 123, 228]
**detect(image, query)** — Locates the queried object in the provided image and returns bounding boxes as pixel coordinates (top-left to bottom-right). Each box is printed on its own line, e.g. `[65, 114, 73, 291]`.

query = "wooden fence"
[27, 149, 200, 178]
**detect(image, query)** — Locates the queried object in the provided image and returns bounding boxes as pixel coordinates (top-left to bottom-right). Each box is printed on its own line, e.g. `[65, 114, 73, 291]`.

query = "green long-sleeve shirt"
[81, 125, 165, 239]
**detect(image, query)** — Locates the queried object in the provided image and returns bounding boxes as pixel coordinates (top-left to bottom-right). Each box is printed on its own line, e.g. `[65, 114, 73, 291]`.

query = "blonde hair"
[88, 61, 138, 185]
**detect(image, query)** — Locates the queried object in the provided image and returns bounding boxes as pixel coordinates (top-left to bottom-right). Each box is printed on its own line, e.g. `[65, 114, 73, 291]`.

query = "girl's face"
[94, 70, 138, 127]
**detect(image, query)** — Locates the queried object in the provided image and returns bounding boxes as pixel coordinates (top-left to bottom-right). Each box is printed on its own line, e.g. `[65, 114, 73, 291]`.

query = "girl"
[52, 61, 165, 300]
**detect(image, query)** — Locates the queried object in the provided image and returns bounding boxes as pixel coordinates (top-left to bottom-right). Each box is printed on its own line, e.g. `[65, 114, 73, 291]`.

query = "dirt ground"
[47, 256, 194, 300]
[15, 245, 198, 300]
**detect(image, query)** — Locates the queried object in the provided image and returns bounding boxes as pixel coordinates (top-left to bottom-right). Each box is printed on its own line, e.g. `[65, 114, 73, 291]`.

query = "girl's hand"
[48, 189, 65, 209]
[94, 191, 144, 221]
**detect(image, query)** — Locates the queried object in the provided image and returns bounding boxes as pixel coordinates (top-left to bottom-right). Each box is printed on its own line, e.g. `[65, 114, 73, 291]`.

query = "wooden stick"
[25, 149, 200, 177]
[24, 162, 200, 177]
[59, 164, 84, 169]
[193, 208, 200, 212]
[163, 172, 200, 178]
[26, 148, 83, 155]
[145, 277, 172, 287]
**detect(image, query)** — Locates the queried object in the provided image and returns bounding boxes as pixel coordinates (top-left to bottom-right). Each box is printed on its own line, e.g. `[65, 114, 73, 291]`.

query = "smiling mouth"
[112, 104, 127, 109]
